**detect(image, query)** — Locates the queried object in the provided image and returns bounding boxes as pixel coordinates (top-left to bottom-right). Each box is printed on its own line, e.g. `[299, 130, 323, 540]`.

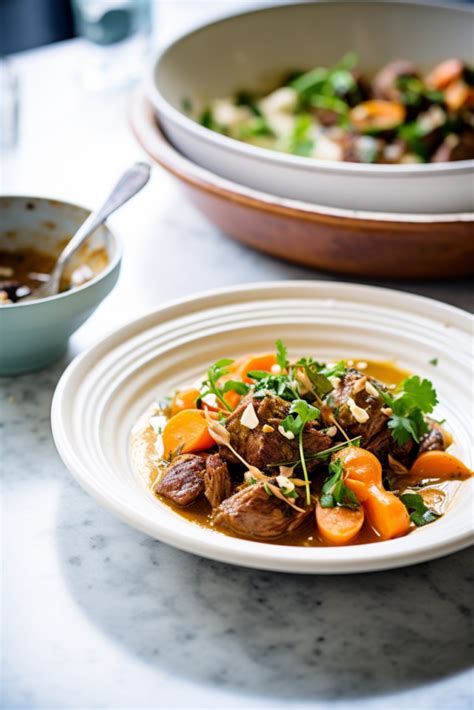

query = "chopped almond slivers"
[365, 381, 380, 398]
[278, 425, 295, 440]
[347, 397, 369, 424]
[352, 376, 367, 394]
[240, 402, 259, 429]
[276, 475, 295, 491]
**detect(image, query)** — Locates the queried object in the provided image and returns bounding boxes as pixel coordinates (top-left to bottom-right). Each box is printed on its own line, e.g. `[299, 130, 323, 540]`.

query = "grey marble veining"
[2, 358, 473, 709]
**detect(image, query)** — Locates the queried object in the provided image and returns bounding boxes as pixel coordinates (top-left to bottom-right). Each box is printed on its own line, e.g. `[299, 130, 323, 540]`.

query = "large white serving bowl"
[148, 1, 474, 214]
[51, 281, 473, 574]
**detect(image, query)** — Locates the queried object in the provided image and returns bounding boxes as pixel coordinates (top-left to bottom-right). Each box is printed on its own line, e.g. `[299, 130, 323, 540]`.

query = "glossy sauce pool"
[130, 359, 465, 547]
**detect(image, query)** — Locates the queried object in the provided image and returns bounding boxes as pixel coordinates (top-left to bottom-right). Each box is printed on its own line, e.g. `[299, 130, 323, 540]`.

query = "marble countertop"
[1, 5, 473, 708]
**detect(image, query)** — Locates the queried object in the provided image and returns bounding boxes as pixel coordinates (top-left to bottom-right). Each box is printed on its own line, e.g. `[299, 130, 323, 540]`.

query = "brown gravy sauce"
[0, 246, 108, 303]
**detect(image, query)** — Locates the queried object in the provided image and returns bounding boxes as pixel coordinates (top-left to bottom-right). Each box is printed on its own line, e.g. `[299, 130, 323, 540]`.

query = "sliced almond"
[240, 402, 259, 429]
[347, 397, 369, 424]
[365, 381, 380, 398]
[352, 376, 367, 394]
[276, 475, 295, 491]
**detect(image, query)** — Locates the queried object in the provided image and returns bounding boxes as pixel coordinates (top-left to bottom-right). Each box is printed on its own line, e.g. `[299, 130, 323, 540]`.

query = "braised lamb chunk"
[328, 368, 417, 462]
[221, 394, 333, 470]
[154, 454, 206, 506]
[329, 368, 388, 441]
[367, 427, 414, 466]
[418, 425, 449, 455]
[204, 453, 233, 508]
[432, 131, 474, 162]
[212, 480, 311, 539]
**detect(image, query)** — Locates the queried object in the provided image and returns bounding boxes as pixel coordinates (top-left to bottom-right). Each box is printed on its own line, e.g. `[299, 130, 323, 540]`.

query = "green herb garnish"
[200, 358, 235, 411]
[280, 399, 321, 505]
[381, 376, 438, 445]
[268, 436, 361, 468]
[293, 357, 335, 398]
[222, 380, 250, 396]
[238, 116, 274, 140]
[248, 371, 299, 402]
[400, 493, 440, 526]
[320, 458, 360, 509]
[275, 339, 289, 371]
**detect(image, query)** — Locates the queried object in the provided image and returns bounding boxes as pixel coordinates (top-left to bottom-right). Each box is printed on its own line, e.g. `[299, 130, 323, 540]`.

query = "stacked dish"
[133, 0, 474, 278]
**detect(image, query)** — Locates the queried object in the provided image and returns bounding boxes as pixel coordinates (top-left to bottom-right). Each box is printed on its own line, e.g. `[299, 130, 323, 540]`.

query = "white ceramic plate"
[149, 1, 474, 214]
[52, 282, 473, 573]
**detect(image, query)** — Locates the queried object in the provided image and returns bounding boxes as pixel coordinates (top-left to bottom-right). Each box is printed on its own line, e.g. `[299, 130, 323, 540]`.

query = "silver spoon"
[23, 162, 150, 302]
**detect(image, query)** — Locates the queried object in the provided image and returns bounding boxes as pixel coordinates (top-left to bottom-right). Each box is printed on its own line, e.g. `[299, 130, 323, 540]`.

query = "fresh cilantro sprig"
[275, 339, 289, 371]
[292, 357, 347, 399]
[400, 493, 440, 527]
[280, 399, 320, 505]
[381, 376, 438, 445]
[200, 358, 249, 412]
[319, 458, 360, 509]
[248, 371, 299, 401]
[293, 357, 333, 398]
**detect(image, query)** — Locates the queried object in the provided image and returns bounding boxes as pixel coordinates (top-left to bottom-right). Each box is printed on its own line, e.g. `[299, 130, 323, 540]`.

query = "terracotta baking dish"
[130, 92, 473, 279]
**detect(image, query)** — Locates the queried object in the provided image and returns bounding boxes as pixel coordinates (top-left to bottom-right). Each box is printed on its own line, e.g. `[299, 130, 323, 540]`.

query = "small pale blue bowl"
[0, 196, 121, 375]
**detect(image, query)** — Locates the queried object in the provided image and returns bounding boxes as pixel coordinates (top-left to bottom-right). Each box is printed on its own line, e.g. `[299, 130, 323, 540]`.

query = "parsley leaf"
[248, 371, 299, 401]
[387, 410, 427, 446]
[293, 357, 335, 398]
[290, 399, 321, 425]
[275, 339, 289, 371]
[320, 458, 360, 509]
[400, 493, 440, 527]
[222, 380, 249, 395]
[280, 399, 321, 506]
[200, 358, 235, 411]
[399, 376, 438, 413]
[280, 400, 320, 438]
[383, 376, 438, 445]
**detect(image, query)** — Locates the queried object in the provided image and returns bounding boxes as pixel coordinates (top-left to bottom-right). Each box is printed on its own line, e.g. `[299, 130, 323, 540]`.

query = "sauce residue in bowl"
[0, 246, 109, 304]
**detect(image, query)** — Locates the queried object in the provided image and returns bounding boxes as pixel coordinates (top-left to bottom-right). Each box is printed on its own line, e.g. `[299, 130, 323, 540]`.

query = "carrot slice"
[237, 353, 278, 383]
[316, 502, 365, 545]
[335, 446, 410, 540]
[363, 484, 411, 540]
[170, 388, 201, 416]
[410, 451, 472, 480]
[162, 409, 217, 457]
[349, 100, 406, 132]
[426, 58, 464, 90]
[344, 478, 369, 502]
[444, 80, 472, 112]
[334, 446, 382, 486]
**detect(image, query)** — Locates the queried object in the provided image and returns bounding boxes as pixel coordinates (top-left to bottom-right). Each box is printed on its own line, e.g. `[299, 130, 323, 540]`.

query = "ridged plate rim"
[51, 281, 474, 573]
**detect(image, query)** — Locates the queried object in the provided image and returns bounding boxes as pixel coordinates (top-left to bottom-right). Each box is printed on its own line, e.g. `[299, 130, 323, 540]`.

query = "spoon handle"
[56, 161, 151, 269]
